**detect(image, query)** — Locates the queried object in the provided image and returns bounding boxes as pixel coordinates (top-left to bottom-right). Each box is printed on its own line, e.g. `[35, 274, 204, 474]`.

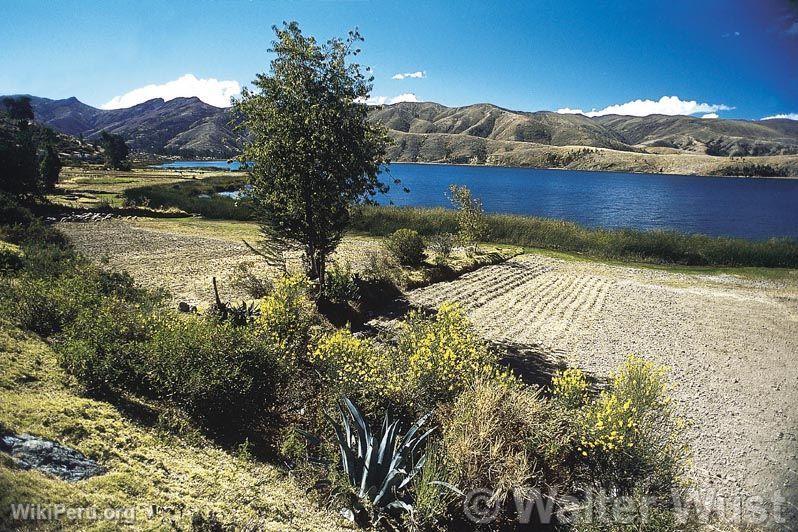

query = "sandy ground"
[60, 218, 798, 527]
[408, 254, 798, 527]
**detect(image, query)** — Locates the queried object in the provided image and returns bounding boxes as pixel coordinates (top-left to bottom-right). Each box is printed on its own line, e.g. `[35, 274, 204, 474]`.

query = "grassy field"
[0, 323, 346, 530]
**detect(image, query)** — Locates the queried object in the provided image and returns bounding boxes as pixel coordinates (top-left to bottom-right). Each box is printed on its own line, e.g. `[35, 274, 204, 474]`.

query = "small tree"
[449, 184, 488, 254]
[99, 131, 131, 170]
[233, 22, 389, 287]
[1, 96, 34, 122]
[39, 143, 62, 189]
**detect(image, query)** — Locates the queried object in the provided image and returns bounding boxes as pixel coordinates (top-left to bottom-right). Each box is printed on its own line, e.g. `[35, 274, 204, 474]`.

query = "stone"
[0, 433, 105, 482]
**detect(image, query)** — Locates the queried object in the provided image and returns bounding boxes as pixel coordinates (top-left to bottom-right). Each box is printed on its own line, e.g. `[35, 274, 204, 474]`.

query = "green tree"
[449, 184, 488, 255]
[39, 143, 62, 189]
[0, 115, 41, 199]
[1, 96, 34, 121]
[99, 131, 131, 170]
[234, 22, 390, 287]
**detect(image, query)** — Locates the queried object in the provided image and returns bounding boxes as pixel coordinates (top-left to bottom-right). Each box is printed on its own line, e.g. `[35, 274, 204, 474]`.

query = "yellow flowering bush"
[397, 302, 516, 409]
[552, 367, 588, 409]
[578, 355, 688, 495]
[255, 274, 315, 362]
[311, 328, 398, 408]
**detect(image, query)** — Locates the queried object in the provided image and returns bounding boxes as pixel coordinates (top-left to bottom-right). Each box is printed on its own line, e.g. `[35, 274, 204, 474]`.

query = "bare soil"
[408, 254, 798, 525]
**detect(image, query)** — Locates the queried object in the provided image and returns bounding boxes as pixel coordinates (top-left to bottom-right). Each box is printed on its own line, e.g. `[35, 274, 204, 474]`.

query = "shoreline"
[146, 158, 798, 180]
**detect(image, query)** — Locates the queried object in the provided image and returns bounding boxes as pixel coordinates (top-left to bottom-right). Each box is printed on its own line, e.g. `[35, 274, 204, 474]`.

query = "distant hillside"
[7, 95, 798, 169]
[11, 95, 239, 157]
[371, 102, 798, 161]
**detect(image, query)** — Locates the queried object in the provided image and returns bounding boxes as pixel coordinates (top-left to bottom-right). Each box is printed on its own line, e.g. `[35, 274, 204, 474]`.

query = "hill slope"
[8, 95, 798, 163]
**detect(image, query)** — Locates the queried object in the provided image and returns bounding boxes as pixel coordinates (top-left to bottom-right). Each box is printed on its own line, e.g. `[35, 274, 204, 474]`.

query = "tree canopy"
[0, 97, 61, 199]
[100, 131, 131, 170]
[1, 96, 34, 121]
[234, 22, 390, 286]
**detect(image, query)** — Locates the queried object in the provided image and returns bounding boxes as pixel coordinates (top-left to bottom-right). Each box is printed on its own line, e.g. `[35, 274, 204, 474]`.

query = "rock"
[0, 433, 105, 481]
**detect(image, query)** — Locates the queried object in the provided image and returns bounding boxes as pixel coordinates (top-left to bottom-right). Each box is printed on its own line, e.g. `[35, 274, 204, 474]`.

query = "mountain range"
[8, 95, 798, 168]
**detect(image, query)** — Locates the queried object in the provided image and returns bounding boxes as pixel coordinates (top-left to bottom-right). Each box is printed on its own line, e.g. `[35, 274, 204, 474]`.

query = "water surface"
[153, 161, 798, 240]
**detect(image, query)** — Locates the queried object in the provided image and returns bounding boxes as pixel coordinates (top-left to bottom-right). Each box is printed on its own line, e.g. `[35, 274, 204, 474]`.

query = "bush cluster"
[384, 228, 426, 267]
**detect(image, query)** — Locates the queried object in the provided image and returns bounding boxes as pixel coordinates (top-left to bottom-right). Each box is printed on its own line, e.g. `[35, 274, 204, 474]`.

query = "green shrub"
[351, 205, 798, 268]
[146, 314, 286, 432]
[310, 329, 397, 414]
[384, 229, 426, 267]
[0, 241, 22, 272]
[396, 303, 515, 411]
[322, 261, 359, 303]
[428, 232, 455, 264]
[552, 367, 589, 409]
[58, 297, 154, 395]
[254, 275, 316, 364]
[577, 356, 688, 497]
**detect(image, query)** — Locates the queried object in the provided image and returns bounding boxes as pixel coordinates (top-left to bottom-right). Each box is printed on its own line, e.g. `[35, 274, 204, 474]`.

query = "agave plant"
[327, 397, 434, 517]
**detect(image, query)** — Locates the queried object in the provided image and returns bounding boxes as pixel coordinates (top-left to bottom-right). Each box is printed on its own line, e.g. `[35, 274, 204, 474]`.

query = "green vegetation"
[327, 398, 433, 522]
[234, 22, 390, 286]
[119, 170, 798, 269]
[0, 200, 693, 529]
[99, 131, 131, 170]
[384, 228, 426, 266]
[350, 205, 798, 268]
[123, 173, 250, 219]
[0, 97, 62, 199]
[449, 184, 488, 253]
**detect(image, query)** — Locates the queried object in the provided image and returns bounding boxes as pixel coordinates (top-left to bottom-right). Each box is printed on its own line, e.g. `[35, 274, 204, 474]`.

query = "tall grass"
[124, 176, 252, 220]
[350, 205, 798, 268]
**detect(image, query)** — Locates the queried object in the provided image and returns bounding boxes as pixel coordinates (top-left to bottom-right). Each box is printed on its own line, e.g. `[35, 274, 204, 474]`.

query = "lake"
[154, 161, 798, 240]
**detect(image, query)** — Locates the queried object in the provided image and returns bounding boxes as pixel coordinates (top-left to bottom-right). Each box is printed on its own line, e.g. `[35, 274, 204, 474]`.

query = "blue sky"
[2, 0, 797, 119]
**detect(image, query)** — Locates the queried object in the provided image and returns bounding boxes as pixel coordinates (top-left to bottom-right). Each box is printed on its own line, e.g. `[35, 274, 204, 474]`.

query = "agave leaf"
[429, 480, 465, 496]
[398, 453, 427, 490]
[374, 419, 401, 482]
[325, 410, 356, 484]
[384, 500, 413, 514]
[359, 432, 377, 498]
[373, 467, 407, 507]
[344, 397, 370, 460]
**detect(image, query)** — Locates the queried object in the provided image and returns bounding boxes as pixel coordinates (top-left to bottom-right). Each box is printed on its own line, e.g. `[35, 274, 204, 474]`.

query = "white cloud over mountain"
[101, 74, 241, 109]
[392, 71, 426, 80]
[362, 92, 419, 105]
[556, 96, 733, 117]
[761, 113, 798, 121]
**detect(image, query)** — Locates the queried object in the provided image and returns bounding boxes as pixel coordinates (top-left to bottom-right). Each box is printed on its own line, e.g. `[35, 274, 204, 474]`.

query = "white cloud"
[701, 113, 719, 119]
[101, 74, 241, 109]
[392, 71, 426, 80]
[761, 113, 798, 121]
[556, 96, 733, 117]
[786, 21, 798, 36]
[361, 92, 419, 106]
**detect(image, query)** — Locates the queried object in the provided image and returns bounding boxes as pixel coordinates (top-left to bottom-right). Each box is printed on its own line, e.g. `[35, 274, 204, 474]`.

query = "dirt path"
[409, 254, 798, 526]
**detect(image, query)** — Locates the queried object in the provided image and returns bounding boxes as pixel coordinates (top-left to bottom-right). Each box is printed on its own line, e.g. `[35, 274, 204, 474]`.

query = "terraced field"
[408, 254, 798, 525]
